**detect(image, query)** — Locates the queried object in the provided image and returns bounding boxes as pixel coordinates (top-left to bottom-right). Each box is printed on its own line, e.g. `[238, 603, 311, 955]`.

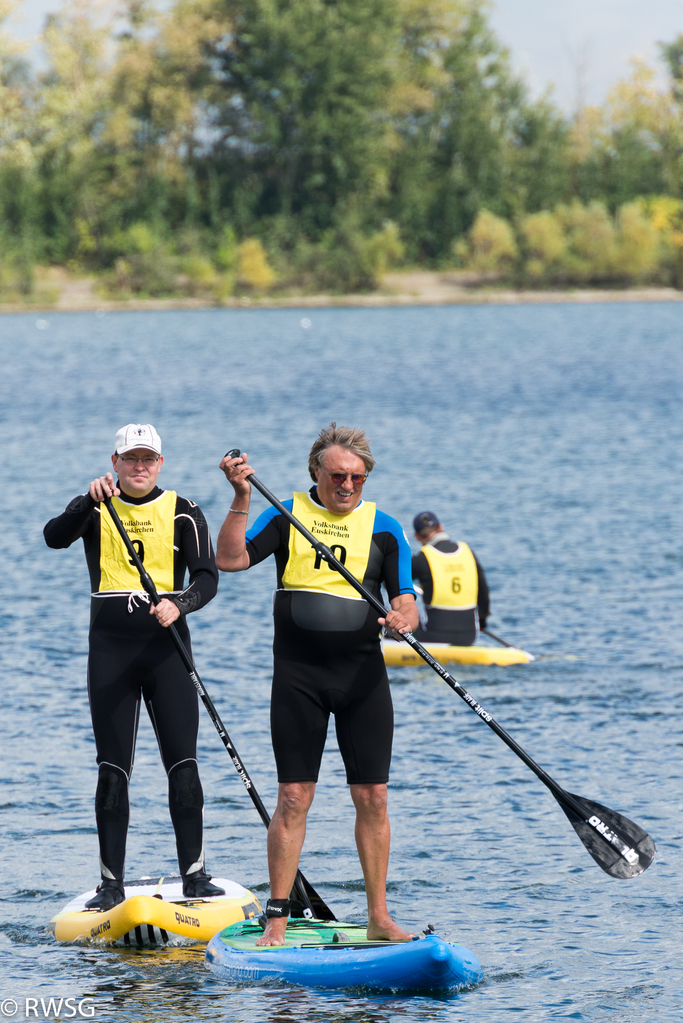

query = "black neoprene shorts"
[270, 649, 394, 785]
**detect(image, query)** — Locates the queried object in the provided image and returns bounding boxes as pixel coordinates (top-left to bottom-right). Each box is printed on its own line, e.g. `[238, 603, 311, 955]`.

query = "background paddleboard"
[383, 640, 534, 667]
[49, 875, 261, 946]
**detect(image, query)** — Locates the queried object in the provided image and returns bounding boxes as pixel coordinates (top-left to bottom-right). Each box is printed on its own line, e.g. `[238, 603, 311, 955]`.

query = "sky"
[489, 0, 683, 110]
[7, 0, 683, 112]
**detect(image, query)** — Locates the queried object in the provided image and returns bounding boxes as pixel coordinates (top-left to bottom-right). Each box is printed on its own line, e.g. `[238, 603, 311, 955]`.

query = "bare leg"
[350, 783, 414, 941]
[256, 781, 316, 946]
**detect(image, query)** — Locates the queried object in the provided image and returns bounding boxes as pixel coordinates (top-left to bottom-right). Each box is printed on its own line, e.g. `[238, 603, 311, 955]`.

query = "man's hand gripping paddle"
[226, 450, 655, 880]
[103, 494, 335, 920]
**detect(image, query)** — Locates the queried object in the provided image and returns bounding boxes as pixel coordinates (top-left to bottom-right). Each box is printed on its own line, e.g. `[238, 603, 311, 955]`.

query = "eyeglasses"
[325, 471, 368, 486]
[118, 454, 159, 466]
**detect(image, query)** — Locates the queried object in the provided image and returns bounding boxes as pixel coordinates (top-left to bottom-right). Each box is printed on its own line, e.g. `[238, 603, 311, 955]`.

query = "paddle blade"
[290, 877, 337, 921]
[559, 791, 655, 879]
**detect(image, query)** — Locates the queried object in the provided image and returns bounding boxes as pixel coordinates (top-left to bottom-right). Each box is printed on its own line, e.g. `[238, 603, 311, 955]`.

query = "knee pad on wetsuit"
[167, 761, 204, 877]
[95, 765, 129, 813]
[168, 761, 204, 810]
[94, 764, 129, 881]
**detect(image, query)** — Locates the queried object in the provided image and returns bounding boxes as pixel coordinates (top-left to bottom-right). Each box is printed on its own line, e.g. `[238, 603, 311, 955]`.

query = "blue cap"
[413, 511, 440, 533]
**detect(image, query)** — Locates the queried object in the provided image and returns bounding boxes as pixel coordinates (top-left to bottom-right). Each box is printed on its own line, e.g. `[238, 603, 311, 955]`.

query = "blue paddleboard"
[205, 918, 482, 992]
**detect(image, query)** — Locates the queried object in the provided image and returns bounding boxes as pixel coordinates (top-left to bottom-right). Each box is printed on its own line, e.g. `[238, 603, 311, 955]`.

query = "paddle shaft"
[102, 495, 320, 917]
[240, 469, 640, 868]
[482, 628, 515, 649]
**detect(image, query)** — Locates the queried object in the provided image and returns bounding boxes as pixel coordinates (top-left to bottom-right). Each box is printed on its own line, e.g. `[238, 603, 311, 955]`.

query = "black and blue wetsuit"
[245, 486, 414, 785]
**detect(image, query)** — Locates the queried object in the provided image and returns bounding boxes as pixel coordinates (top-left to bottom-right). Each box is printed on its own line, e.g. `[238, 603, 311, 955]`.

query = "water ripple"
[1, 304, 681, 1021]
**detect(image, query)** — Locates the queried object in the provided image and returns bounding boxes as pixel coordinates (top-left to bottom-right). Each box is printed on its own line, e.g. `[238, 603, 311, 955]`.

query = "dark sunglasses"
[325, 470, 368, 486]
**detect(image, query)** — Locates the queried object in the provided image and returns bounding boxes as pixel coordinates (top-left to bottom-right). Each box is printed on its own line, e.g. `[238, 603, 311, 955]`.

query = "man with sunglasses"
[217, 423, 418, 946]
[44, 424, 222, 911]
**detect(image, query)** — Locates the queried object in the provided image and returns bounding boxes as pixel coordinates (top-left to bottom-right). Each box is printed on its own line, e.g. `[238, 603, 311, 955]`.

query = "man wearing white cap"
[44, 425, 221, 911]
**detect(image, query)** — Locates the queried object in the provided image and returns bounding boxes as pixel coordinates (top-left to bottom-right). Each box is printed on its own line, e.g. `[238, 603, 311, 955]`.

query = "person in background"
[216, 423, 418, 946]
[43, 424, 223, 911]
[411, 511, 489, 646]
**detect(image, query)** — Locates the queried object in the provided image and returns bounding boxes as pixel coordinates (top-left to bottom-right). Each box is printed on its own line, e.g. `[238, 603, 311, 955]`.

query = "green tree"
[456, 208, 517, 272]
[660, 34, 683, 105]
[208, 0, 400, 236]
[520, 209, 566, 280]
[571, 59, 683, 207]
[388, 1, 570, 262]
[6, 0, 683, 295]
[0, 0, 41, 286]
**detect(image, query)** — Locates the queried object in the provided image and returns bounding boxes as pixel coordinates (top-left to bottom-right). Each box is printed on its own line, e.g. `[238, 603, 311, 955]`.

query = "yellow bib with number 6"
[422, 541, 478, 609]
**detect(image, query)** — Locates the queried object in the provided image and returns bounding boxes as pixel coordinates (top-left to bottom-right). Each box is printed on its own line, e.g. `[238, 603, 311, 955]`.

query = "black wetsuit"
[412, 534, 490, 645]
[245, 487, 415, 785]
[44, 486, 218, 881]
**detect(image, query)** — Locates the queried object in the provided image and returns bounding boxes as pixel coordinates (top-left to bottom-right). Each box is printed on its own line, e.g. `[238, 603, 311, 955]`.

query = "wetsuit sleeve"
[373, 510, 416, 600]
[169, 498, 219, 614]
[43, 493, 96, 548]
[411, 550, 433, 604]
[474, 553, 490, 626]
[245, 502, 291, 568]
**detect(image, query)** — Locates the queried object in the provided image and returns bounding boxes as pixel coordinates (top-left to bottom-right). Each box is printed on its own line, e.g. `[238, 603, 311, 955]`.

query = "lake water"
[1, 302, 682, 1022]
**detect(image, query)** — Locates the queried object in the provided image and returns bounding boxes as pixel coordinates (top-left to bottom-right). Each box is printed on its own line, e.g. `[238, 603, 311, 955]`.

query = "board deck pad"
[206, 918, 483, 991]
[221, 918, 392, 950]
[49, 875, 261, 946]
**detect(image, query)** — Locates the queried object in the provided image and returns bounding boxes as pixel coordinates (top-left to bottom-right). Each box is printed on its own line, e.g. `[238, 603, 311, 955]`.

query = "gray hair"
[308, 422, 376, 482]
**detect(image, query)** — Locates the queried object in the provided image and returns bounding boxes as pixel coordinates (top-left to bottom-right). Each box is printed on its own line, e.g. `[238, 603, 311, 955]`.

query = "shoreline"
[2, 274, 682, 315]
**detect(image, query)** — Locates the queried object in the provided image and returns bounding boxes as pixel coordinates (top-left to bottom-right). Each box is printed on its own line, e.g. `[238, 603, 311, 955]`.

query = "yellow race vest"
[282, 493, 376, 599]
[422, 541, 478, 609]
[98, 491, 176, 593]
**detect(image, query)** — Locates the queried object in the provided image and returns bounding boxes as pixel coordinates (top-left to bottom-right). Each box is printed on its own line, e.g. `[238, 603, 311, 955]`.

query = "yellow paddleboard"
[49, 875, 261, 945]
[383, 640, 534, 667]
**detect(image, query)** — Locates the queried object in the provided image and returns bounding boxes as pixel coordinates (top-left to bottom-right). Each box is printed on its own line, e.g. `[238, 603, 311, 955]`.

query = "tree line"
[2, 0, 683, 300]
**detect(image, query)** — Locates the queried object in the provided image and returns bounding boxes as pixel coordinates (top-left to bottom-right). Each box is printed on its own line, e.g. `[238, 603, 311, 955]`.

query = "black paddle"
[102, 494, 335, 920]
[225, 451, 655, 880]
[482, 628, 518, 649]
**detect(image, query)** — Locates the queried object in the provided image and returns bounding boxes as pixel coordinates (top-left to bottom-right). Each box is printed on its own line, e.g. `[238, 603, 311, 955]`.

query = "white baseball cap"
[115, 423, 162, 456]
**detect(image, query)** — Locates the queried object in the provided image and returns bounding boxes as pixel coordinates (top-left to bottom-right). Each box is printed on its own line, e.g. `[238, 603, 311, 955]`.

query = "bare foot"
[367, 917, 415, 942]
[255, 918, 288, 946]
